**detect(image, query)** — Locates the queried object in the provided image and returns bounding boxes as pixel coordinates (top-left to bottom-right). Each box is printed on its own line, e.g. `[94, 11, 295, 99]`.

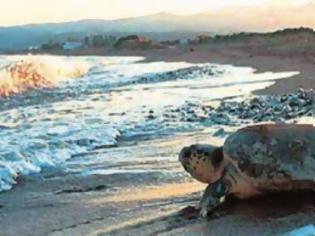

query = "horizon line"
[0, 11, 192, 28]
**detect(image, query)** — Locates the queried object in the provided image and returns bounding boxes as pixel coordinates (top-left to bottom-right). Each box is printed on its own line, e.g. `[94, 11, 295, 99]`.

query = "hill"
[0, 3, 314, 51]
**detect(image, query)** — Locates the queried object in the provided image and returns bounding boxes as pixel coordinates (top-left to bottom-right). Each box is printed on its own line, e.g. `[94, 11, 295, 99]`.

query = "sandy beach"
[103, 44, 315, 95]
[1, 129, 314, 236]
[0, 47, 314, 236]
[2, 0, 315, 235]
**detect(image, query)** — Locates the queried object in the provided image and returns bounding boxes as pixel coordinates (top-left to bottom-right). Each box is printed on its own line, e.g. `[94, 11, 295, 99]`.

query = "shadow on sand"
[102, 191, 315, 236]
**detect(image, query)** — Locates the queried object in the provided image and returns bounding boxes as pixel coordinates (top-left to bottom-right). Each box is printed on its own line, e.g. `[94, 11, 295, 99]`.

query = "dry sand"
[104, 44, 315, 95]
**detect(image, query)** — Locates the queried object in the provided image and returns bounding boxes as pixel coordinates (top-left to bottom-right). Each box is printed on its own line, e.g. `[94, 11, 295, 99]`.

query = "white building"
[179, 39, 189, 48]
[63, 41, 84, 50]
[28, 45, 40, 51]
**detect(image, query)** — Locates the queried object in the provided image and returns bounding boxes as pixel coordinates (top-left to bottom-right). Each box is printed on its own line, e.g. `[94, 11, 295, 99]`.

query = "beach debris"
[147, 114, 156, 120]
[55, 184, 108, 195]
[162, 88, 314, 127]
[135, 65, 220, 84]
[213, 128, 226, 137]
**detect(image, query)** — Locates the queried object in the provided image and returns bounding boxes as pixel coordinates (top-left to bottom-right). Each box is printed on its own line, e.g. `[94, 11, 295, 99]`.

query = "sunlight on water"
[0, 55, 93, 96]
[0, 55, 302, 192]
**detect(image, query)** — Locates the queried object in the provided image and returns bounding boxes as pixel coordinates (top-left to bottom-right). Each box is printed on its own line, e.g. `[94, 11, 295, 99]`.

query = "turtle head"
[179, 144, 224, 183]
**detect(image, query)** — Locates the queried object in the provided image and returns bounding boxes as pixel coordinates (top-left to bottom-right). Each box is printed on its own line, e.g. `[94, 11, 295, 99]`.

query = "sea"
[0, 55, 300, 192]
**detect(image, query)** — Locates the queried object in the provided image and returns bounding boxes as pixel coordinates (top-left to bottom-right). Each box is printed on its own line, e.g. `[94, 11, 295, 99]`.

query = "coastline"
[7, 43, 314, 95]
[107, 46, 315, 95]
[1, 130, 314, 236]
[0, 48, 314, 236]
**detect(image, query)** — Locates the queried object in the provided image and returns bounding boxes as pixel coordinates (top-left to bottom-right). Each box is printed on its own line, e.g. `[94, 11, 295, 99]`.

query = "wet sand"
[0, 171, 314, 236]
[0, 129, 314, 236]
[0, 131, 208, 236]
[0, 47, 314, 235]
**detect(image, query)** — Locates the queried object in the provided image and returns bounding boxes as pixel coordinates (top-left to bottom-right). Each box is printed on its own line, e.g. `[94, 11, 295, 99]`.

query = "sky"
[0, 0, 314, 26]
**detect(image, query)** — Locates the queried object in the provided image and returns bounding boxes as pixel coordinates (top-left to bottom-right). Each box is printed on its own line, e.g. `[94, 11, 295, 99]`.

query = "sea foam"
[0, 55, 90, 97]
[0, 55, 300, 192]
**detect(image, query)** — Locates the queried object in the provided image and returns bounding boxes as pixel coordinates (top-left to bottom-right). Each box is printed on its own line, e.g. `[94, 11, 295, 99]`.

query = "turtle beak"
[178, 146, 192, 170]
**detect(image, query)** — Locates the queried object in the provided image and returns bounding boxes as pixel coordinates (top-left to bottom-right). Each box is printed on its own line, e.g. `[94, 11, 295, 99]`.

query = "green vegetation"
[114, 35, 154, 49]
[88, 35, 116, 47]
[39, 34, 158, 51]
[38, 27, 315, 53]
[212, 27, 315, 42]
[41, 40, 63, 51]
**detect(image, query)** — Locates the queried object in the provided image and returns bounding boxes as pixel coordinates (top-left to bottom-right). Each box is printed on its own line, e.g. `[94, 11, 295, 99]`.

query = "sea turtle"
[178, 124, 315, 217]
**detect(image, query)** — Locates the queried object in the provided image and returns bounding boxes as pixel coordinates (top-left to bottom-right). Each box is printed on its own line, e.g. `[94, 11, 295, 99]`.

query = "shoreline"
[1, 129, 314, 236]
[112, 46, 315, 95]
[0, 47, 314, 236]
[4, 44, 314, 95]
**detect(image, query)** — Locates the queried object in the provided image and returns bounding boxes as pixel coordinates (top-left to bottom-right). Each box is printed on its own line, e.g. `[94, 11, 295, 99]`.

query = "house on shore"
[63, 41, 84, 50]
[114, 35, 163, 50]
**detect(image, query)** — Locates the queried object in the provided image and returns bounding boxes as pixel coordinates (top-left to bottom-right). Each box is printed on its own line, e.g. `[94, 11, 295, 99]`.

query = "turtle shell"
[223, 124, 315, 181]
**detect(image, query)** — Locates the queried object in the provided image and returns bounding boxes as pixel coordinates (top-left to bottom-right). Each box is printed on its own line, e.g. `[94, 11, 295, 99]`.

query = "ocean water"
[284, 224, 315, 236]
[0, 55, 299, 192]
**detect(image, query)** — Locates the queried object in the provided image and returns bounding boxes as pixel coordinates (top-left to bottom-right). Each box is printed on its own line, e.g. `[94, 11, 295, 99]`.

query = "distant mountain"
[0, 4, 314, 51]
[0, 13, 209, 51]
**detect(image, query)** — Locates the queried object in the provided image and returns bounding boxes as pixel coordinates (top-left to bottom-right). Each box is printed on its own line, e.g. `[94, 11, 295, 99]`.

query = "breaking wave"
[0, 55, 299, 192]
[0, 56, 90, 97]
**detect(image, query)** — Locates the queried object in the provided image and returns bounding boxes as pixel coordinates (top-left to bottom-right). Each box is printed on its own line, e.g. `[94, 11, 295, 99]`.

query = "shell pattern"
[223, 124, 315, 182]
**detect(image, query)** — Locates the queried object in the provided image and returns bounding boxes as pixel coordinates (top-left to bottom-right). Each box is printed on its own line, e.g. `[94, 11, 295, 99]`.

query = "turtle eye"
[179, 147, 192, 163]
[182, 147, 192, 158]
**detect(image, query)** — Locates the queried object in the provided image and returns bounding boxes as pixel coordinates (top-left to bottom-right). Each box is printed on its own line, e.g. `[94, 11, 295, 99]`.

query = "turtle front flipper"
[199, 162, 241, 217]
[199, 178, 231, 217]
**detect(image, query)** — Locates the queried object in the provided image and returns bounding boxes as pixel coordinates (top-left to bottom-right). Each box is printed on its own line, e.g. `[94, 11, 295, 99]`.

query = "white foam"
[0, 55, 91, 96]
[0, 55, 301, 192]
